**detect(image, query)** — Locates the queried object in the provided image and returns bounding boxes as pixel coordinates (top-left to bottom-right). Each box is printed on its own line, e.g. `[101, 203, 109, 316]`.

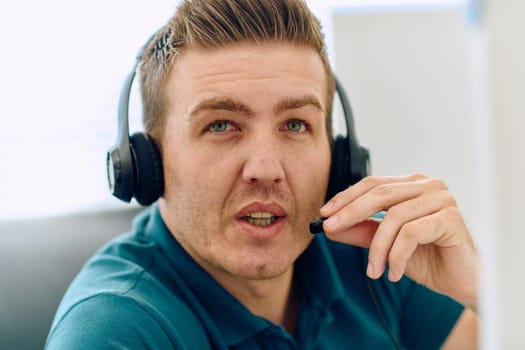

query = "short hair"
[139, 0, 335, 141]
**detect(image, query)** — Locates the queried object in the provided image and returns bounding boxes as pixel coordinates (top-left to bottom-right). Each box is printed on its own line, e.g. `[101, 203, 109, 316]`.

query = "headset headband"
[107, 31, 370, 205]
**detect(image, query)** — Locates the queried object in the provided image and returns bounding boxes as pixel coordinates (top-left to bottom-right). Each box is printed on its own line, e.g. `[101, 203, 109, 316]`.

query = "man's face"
[158, 42, 331, 282]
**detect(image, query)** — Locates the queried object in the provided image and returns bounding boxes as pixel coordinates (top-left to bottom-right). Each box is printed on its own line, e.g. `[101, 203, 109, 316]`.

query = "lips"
[237, 203, 286, 228]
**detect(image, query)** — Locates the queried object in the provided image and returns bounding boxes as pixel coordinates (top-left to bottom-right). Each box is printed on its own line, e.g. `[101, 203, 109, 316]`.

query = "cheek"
[162, 145, 239, 202]
[303, 141, 330, 175]
[288, 146, 331, 202]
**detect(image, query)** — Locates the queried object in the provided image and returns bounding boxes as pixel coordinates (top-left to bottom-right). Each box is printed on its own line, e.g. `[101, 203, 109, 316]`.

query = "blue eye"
[286, 120, 305, 132]
[208, 120, 231, 132]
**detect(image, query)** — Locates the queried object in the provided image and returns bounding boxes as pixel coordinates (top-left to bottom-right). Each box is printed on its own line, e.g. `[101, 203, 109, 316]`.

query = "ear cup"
[129, 133, 164, 205]
[326, 135, 350, 201]
[106, 144, 134, 203]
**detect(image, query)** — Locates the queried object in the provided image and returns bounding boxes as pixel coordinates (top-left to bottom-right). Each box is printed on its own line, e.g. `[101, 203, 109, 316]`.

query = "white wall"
[487, 0, 525, 348]
[332, 5, 478, 230]
[0, 0, 178, 219]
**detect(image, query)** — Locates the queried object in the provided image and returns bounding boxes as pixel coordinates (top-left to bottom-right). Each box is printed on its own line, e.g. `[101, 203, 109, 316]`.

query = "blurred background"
[0, 0, 523, 348]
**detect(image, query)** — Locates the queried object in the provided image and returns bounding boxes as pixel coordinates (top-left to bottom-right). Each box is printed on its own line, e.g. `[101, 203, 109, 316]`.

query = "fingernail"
[321, 201, 334, 212]
[367, 262, 375, 278]
[323, 215, 338, 229]
[388, 268, 398, 282]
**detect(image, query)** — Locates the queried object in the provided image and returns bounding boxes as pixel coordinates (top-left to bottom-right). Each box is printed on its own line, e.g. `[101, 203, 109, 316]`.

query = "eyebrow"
[189, 95, 323, 118]
[189, 97, 254, 117]
[273, 95, 323, 115]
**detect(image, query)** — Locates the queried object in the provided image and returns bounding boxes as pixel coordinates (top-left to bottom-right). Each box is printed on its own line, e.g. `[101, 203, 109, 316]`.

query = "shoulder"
[46, 226, 211, 349]
[46, 292, 210, 350]
[46, 294, 171, 349]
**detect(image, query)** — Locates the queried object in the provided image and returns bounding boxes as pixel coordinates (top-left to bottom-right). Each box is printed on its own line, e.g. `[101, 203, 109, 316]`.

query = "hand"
[320, 173, 478, 310]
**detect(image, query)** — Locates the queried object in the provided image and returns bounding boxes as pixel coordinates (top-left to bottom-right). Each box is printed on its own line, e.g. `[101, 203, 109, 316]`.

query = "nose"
[241, 133, 285, 185]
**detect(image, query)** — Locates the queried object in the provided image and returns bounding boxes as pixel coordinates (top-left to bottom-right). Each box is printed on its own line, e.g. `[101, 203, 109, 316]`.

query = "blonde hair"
[139, 0, 335, 141]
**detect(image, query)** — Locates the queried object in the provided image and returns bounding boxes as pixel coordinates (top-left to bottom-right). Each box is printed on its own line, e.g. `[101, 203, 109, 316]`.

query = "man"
[46, 0, 478, 348]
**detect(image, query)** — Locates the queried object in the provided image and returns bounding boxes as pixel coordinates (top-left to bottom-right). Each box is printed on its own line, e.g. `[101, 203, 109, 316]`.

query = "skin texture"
[157, 42, 478, 346]
[157, 42, 331, 328]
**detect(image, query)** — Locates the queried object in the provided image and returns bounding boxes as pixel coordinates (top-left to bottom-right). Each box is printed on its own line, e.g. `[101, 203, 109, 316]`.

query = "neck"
[215, 267, 299, 334]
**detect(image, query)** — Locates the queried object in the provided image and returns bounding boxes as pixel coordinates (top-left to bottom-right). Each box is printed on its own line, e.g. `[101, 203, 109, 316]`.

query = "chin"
[228, 243, 308, 280]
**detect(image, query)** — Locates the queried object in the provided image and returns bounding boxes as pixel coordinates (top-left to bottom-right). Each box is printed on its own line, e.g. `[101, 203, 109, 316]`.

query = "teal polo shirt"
[46, 206, 463, 349]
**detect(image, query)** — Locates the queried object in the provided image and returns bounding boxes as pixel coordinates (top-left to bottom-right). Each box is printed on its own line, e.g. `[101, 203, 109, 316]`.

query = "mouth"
[241, 212, 281, 227]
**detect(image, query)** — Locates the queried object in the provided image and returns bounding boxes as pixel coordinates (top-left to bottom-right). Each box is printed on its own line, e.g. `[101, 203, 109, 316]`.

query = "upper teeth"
[243, 212, 278, 226]
[247, 212, 273, 219]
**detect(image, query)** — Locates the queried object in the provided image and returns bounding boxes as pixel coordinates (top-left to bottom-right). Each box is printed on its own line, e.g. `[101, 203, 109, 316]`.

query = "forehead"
[165, 42, 328, 107]
[176, 41, 324, 69]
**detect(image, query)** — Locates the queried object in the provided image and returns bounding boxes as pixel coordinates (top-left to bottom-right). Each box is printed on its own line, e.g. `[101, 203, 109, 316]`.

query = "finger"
[324, 220, 379, 248]
[387, 207, 477, 307]
[366, 190, 455, 279]
[323, 177, 448, 235]
[386, 211, 445, 282]
[321, 173, 428, 217]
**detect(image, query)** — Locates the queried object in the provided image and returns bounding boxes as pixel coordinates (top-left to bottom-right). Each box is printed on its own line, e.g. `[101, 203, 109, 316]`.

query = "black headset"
[106, 34, 370, 206]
